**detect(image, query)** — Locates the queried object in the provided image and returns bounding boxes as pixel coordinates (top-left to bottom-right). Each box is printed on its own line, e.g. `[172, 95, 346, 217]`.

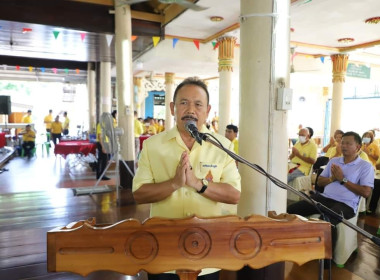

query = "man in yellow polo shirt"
[288, 127, 317, 183]
[133, 77, 241, 280]
[20, 124, 36, 159]
[21, 110, 32, 123]
[134, 110, 144, 158]
[44, 109, 53, 141]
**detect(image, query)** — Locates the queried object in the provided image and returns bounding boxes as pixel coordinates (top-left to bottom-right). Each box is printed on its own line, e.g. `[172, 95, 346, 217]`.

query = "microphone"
[185, 120, 203, 145]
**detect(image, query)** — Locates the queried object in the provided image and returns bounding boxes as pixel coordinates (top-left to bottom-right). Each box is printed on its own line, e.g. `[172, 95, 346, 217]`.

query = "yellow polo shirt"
[44, 114, 53, 129]
[63, 117, 69, 130]
[22, 115, 32, 123]
[134, 119, 144, 137]
[325, 146, 340, 158]
[133, 125, 241, 218]
[361, 142, 380, 168]
[232, 138, 239, 154]
[290, 140, 317, 175]
[51, 121, 62, 134]
[22, 130, 35, 142]
[359, 151, 371, 163]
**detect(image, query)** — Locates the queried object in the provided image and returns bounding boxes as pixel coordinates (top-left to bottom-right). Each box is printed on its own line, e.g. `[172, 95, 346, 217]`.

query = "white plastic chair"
[287, 165, 313, 201]
[310, 197, 364, 268]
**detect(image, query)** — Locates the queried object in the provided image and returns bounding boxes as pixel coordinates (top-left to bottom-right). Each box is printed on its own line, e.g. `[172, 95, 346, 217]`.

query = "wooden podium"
[47, 213, 331, 279]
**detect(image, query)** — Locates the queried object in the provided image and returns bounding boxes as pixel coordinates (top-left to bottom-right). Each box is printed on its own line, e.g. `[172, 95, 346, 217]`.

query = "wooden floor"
[1, 146, 380, 280]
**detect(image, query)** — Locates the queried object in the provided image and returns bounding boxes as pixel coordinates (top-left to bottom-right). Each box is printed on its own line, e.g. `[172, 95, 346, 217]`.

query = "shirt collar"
[338, 155, 361, 165]
[162, 124, 210, 141]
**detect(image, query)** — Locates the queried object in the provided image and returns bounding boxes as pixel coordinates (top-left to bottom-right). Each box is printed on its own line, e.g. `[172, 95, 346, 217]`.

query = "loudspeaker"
[0, 96, 11, 115]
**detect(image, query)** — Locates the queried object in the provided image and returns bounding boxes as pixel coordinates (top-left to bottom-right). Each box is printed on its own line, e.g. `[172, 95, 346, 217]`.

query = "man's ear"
[170, 102, 175, 116]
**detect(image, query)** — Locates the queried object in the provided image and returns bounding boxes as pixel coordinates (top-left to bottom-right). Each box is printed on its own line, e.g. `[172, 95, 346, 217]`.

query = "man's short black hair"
[226, 124, 238, 133]
[343, 131, 362, 145]
[306, 126, 314, 138]
[173, 77, 209, 104]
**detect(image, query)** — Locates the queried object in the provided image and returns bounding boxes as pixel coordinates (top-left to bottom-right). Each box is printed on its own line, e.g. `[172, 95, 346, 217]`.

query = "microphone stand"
[199, 132, 380, 280]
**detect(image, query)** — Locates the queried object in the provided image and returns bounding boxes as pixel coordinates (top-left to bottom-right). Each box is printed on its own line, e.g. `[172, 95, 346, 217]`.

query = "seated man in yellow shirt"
[133, 77, 241, 280]
[288, 127, 317, 183]
[20, 124, 36, 159]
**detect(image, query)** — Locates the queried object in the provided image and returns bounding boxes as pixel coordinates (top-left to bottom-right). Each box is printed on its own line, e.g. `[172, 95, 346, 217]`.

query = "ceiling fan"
[118, 0, 209, 11]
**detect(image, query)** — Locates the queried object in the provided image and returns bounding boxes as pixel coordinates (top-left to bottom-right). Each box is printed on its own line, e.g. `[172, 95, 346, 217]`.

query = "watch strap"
[197, 184, 208, 193]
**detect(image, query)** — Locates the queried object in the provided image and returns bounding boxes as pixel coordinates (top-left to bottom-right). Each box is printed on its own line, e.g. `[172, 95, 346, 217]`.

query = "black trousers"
[51, 133, 61, 145]
[369, 179, 380, 213]
[287, 193, 355, 250]
[148, 271, 219, 280]
[22, 141, 35, 157]
[96, 142, 108, 179]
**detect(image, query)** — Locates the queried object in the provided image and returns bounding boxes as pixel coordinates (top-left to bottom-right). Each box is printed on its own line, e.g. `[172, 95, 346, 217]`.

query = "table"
[54, 141, 96, 159]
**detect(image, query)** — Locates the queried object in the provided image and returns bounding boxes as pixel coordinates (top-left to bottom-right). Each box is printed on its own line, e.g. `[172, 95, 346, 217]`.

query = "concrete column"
[115, 3, 135, 187]
[330, 54, 348, 135]
[87, 62, 96, 132]
[238, 0, 290, 217]
[218, 36, 236, 131]
[165, 72, 175, 130]
[100, 61, 112, 114]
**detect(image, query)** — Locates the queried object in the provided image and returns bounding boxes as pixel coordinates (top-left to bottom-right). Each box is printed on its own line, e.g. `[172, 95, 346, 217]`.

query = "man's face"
[341, 135, 360, 157]
[225, 129, 236, 141]
[170, 84, 211, 133]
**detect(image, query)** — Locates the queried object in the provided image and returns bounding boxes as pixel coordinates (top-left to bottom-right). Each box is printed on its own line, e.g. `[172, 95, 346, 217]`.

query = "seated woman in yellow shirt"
[20, 124, 36, 159]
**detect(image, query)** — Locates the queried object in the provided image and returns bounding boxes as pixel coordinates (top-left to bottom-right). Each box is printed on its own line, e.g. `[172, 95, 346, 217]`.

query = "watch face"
[343, 178, 348, 183]
[202, 179, 209, 186]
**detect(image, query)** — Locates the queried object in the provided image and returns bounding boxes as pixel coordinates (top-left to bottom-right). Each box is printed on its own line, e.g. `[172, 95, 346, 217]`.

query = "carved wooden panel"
[47, 214, 331, 277]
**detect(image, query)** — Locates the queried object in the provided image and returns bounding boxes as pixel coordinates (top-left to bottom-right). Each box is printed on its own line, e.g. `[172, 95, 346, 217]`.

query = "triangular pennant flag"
[80, 33, 86, 42]
[172, 38, 179, 48]
[131, 35, 138, 42]
[41, 67, 45, 73]
[152, 36, 160, 47]
[212, 41, 216, 48]
[76, 69, 80, 74]
[320, 56, 325, 63]
[22, 28, 32, 34]
[105, 34, 113, 46]
[52, 68, 57, 74]
[28, 66, 33, 72]
[16, 65, 20, 71]
[64, 68, 69, 74]
[193, 40, 200, 50]
[213, 42, 219, 50]
[53, 31, 60, 39]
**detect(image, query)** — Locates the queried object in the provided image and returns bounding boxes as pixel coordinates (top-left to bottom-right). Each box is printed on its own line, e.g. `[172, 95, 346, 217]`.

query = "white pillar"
[218, 36, 236, 130]
[165, 72, 175, 130]
[87, 62, 96, 132]
[330, 54, 348, 135]
[238, 0, 290, 217]
[115, 3, 135, 162]
[100, 61, 112, 114]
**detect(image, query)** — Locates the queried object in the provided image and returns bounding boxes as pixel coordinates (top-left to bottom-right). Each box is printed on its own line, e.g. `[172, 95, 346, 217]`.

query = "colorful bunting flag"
[80, 33, 86, 42]
[152, 36, 160, 47]
[53, 31, 60, 39]
[320, 56, 325, 63]
[41, 67, 45, 73]
[22, 28, 32, 34]
[212, 41, 219, 50]
[52, 68, 57, 74]
[131, 35, 138, 42]
[28, 66, 33, 72]
[76, 69, 80, 74]
[16, 65, 20, 71]
[193, 40, 200, 50]
[64, 68, 69, 74]
[106, 34, 113, 46]
[172, 38, 179, 48]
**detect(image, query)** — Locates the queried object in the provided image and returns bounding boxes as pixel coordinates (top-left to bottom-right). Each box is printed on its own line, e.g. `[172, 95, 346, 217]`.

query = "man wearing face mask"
[288, 127, 317, 183]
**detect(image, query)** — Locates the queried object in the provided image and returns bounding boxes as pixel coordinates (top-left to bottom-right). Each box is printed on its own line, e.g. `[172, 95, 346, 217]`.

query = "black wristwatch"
[340, 177, 348, 185]
[197, 179, 208, 193]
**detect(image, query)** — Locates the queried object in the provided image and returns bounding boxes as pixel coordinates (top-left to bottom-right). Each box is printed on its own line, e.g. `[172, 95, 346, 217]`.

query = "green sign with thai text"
[347, 63, 371, 79]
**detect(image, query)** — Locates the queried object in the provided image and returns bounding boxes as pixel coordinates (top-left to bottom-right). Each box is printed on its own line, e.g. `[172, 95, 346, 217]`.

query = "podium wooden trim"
[47, 213, 331, 279]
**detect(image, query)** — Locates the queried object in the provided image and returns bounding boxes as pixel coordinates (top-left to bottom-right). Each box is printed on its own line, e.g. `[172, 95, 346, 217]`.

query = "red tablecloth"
[54, 141, 96, 158]
[0, 132, 6, 148]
